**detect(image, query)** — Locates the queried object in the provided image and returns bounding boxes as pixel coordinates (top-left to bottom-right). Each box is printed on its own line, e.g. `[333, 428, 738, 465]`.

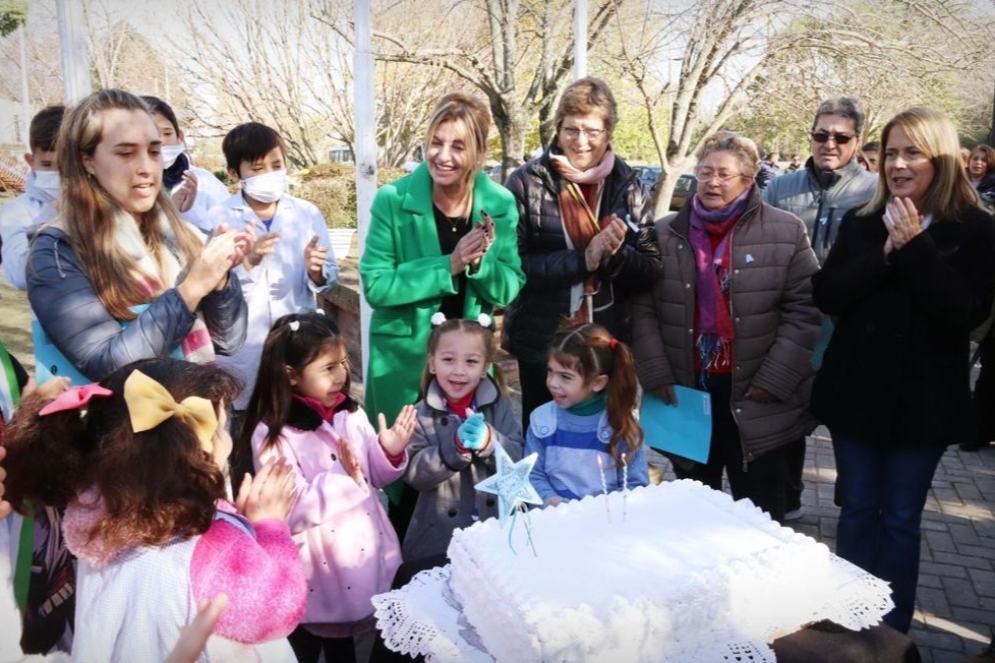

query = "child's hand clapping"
[458, 411, 490, 451]
[377, 404, 416, 457]
[245, 219, 281, 268]
[235, 457, 296, 523]
[337, 439, 365, 487]
[304, 235, 329, 285]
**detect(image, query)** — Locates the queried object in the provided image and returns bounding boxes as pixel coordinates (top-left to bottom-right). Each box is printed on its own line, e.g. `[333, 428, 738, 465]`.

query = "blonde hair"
[56, 88, 203, 320]
[424, 93, 491, 182]
[862, 107, 979, 220]
[695, 130, 761, 179]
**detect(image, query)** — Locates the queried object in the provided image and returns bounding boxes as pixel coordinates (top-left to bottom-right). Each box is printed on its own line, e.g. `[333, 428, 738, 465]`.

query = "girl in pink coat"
[243, 312, 416, 662]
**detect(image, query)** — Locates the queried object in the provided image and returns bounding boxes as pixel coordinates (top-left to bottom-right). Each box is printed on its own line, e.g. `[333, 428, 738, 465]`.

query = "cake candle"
[597, 454, 612, 523]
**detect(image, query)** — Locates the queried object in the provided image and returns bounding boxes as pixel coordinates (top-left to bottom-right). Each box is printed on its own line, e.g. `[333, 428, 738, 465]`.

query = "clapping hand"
[378, 404, 417, 457]
[450, 225, 489, 274]
[170, 170, 199, 213]
[585, 216, 627, 272]
[337, 438, 365, 486]
[883, 197, 923, 257]
[458, 411, 490, 451]
[163, 594, 228, 663]
[304, 235, 329, 285]
[180, 223, 251, 306]
[244, 219, 281, 268]
[234, 457, 297, 523]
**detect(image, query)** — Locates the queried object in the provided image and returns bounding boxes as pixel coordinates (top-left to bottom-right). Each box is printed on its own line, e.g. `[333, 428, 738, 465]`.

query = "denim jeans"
[832, 434, 945, 633]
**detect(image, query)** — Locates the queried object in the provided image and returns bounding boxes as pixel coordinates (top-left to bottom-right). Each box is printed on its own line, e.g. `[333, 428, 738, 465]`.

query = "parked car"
[634, 166, 661, 193]
[670, 173, 698, 210]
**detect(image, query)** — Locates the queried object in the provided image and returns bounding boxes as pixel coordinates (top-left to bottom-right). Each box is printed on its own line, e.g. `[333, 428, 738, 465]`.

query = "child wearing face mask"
[202, 122, 339, 463]
[0, 105, 65, 289]
[142, 96, 231, 232]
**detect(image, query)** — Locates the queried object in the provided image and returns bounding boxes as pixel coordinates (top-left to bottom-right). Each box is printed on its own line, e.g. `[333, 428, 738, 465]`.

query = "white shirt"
[0, 172, 58, 290]
[202, 192, 339, 409]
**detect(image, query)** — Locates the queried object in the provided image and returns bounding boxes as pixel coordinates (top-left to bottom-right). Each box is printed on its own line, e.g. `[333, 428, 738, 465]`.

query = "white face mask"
[161, 143, 185, 169]
[33, 170, 61, 200]
[242, 169, 287, 204]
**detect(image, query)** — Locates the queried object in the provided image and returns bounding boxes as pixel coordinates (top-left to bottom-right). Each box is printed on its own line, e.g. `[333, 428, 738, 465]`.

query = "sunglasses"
[810, 131, 856, 145]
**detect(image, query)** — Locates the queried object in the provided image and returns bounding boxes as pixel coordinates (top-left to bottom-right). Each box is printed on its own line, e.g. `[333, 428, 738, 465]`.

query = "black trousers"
[973, 335, 995, 446]
[672, 374, 788, 523]
[785, 435, 807, 511]
[287, 625, 356, 663]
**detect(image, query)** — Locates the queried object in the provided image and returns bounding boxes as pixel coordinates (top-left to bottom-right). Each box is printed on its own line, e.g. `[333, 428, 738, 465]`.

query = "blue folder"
[640, 386, 712, 464]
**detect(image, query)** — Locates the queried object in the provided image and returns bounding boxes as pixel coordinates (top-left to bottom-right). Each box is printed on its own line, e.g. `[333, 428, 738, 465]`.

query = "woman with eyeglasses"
[502, 77, 661, 432]
[811, 107, 995, 633]
[630, 130, 821, 523]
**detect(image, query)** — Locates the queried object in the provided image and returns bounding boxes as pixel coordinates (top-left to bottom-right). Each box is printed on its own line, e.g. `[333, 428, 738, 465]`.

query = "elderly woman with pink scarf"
[502, 77, 662, 432]
[630, 130, 821, 523]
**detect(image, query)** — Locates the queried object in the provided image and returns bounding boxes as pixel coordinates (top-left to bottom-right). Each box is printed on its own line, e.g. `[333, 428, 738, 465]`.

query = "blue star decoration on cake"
[474, 442, 542, 524]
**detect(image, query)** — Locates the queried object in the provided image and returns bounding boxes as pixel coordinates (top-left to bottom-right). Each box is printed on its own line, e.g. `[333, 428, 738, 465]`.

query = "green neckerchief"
[567, 391, 607, 416]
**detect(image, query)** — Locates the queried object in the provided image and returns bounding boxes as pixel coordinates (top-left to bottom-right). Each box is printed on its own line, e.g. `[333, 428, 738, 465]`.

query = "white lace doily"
[372, 482, 894, 662]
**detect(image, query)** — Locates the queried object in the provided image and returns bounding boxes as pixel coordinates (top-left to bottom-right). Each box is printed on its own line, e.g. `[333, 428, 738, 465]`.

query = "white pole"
[55, 0, 92, 104]
[19, 24, 31, 150]
[354, 0, 376, 389]
[574, 0, 588, 79]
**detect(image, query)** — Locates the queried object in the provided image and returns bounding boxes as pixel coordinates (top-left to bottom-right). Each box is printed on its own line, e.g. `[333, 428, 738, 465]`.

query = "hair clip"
[39, 383, 113, 417]
[124, 370, 218, 454]
[608, 338, 619, 350]
[477, 313, 493, 328]
[289, 320, 300, 332]
[431, 312, 447, 327]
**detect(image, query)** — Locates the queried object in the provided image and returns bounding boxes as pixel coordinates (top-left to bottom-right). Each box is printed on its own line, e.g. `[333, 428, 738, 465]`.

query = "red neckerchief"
[445, 391, 475, 419]
[293, 392, 347, 422]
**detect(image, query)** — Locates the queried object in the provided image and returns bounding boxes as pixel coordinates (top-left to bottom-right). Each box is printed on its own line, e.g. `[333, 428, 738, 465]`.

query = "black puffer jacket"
[502, 148, 663, 364]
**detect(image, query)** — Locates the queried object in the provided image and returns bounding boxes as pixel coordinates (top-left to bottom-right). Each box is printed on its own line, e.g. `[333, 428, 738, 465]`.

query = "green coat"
[360, 164, 525, 421]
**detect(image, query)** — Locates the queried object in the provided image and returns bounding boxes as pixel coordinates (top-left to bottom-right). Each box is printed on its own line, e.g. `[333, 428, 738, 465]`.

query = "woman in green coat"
[361, 93, 525, 538]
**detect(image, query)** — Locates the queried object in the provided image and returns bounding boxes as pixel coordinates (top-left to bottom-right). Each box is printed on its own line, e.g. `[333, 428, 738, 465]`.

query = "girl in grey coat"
[402, 316, 524, 561]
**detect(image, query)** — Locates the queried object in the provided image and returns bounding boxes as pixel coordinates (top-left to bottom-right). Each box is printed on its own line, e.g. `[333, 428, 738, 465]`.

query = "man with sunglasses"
[762, 97, 876, 521]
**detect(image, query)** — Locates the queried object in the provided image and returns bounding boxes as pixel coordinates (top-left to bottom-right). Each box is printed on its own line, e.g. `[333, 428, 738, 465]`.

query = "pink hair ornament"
[38, 383, 113, 416]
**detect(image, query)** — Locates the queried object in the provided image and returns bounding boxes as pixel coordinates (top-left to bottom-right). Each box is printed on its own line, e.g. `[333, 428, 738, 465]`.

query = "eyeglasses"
[560, 126, 606, 140]
[694, 168, 747, 184]
[810, 131, 856, 145]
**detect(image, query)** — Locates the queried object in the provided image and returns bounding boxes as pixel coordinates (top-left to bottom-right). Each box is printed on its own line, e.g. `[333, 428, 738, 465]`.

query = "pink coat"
[251, 405, 407, 629]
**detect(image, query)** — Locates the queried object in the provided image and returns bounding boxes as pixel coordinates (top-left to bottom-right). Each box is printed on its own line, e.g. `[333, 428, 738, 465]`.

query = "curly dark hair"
[2, 359, 240, 552]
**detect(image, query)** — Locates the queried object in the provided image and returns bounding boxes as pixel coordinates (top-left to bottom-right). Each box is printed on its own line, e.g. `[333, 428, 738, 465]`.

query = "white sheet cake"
[446, 479, 892, 662]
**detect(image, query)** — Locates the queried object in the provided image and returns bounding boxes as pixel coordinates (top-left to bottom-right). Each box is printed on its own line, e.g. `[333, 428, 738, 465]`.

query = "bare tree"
[318, 0, 624, 177]
[170, 0, 448, 169]
[606, 0, 995, 216]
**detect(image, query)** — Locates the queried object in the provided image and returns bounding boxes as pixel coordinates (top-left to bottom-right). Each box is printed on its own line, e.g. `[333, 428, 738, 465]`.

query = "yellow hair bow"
[124, 370, 219, 453]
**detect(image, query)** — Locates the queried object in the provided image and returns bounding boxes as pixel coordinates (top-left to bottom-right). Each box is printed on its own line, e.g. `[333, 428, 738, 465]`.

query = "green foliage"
[293, 163, 408, 229]
[0, 0, 27, 37]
